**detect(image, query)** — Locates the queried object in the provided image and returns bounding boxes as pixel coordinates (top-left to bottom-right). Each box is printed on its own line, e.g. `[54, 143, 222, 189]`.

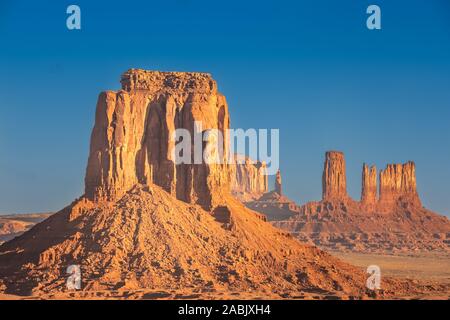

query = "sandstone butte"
[239, 168, 302, 221]
[0, 70, 443, 299]
[273, 151, 450, 253]
[229, 154, 268, 202]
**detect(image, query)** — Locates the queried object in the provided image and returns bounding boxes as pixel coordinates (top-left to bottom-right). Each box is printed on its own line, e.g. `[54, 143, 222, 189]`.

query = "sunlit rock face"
[361, 164, 377, 211]
[322, 151, 348, 201]
[378, 162, 421, 209]
[85, 69, 231, 209]
[230, 155, 268, 202]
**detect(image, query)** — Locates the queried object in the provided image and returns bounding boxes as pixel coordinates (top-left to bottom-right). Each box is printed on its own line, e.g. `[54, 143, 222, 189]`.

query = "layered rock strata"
[270, 151, 450, 254]
[244, 169, 300, 221]
[85, 69, 230, 210]
[379, 162, 421, 209]
[361, 164, 377, 211]
[230, 155, 268, 202]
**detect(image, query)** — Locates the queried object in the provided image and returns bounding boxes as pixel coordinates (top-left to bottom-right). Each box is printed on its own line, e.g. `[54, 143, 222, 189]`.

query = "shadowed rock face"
[322, 151, 347, 200]
[85, 69, 230, 210]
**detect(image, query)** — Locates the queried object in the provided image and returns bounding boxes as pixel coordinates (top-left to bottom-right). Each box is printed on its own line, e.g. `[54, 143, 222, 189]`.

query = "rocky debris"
[270, 151, 450, 254]
[230, 155, 268, 202]
[85, 69, 230, 210]
[0, 184, 370, 296]
[0, 70, 377, 298]
[322, 151, 347, 200]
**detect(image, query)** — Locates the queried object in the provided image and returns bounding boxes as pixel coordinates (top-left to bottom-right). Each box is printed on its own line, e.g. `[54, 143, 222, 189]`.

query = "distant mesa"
[315, 151, 421, 213]
[272, 151, 450, 253]
[229, 154, 268, 202]
[231, 166, 300, 221]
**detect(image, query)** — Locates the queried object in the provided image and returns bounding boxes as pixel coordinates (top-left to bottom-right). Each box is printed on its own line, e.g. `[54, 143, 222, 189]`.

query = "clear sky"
[0, 0, 449, 216]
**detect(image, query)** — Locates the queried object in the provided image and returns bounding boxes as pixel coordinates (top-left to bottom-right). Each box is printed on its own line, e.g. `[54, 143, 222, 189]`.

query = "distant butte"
[271, 151, 450, 253]
[232, 166, 301, 221]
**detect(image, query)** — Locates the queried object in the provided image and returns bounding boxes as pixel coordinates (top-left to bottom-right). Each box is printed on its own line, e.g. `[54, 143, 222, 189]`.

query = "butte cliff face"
[272, 151, 450, 254]
[85, 69, 230, 210]
[322, 151, 347, 201]
[0, 214, 51, 244]
[230, 155, 268, 202]
[361, 164, 377, 209]
[0, 70, 381, 298]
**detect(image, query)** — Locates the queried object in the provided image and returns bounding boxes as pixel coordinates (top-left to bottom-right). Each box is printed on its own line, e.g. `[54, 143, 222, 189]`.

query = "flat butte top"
[120, 69, 217, 94]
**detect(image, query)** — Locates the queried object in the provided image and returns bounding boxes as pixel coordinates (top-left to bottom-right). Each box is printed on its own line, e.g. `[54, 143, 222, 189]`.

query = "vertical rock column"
[275, 170, 282, 195]
[361, 164, 377, 209]
[322, 151, 347, 200]
[230, 156, 268, 199]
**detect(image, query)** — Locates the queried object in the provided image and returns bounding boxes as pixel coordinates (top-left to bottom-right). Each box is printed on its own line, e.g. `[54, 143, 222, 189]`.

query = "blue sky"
[0, 0, 450, 216]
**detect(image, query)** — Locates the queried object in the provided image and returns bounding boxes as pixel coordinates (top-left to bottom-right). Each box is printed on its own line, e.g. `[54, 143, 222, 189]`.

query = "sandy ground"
[2, 251, 450, 300]
[331, 251, 450, 284]
[0, 289, 355, 300]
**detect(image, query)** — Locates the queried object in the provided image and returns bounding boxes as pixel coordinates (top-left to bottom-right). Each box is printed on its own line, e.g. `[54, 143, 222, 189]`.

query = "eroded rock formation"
[361, 164, 377, 208]
[243, 169, 300, 221]
[230, 155, 268, 202]
[379, 162, 421, 208]
[322, 151, 347, 200]
[270, 151, 450, 254]
[85, 69, 230, 210]
[275, 170, 282, 195]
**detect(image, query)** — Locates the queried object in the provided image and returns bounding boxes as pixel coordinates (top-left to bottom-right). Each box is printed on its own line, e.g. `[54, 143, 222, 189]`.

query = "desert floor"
[331, 251, 450, 284]
[0, 252, 450, 300]
[1, 251, 449, 300]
